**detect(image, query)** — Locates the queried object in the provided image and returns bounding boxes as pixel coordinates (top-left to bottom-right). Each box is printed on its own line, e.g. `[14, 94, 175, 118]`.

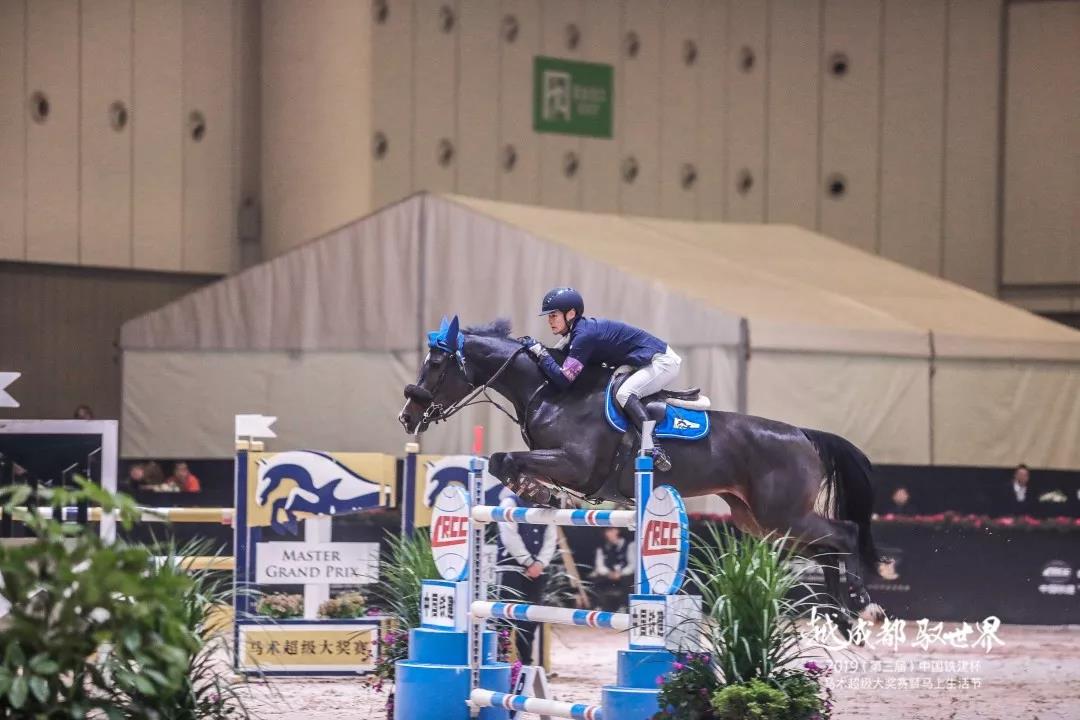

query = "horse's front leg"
[489, 449, 587, 506]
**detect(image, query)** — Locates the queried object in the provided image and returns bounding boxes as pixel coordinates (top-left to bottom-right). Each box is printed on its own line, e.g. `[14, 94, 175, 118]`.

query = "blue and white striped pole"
[470, 689, 603, 720]
[472, 601, 630, 631]
[471, 506, 636, 527]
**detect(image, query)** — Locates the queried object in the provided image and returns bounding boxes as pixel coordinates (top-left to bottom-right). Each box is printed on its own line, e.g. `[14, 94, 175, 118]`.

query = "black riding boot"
[622, 395, 672, 472]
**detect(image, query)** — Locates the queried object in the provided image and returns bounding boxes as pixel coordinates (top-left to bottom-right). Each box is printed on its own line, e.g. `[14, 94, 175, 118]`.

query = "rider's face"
[547, 310, 575, 335]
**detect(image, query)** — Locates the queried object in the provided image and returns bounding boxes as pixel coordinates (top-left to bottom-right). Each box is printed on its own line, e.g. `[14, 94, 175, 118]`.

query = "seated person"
[137, 461, 172, 492]
[589, 527, 636, 612]
[119, 462, 145, 494]
[167, 461, 201, 493]
[987, 463, 1040, 516]
[882, 486, 919, 516]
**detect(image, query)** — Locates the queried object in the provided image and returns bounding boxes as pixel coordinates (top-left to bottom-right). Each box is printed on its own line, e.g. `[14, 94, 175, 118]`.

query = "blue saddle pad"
[605, 378, 709, 441]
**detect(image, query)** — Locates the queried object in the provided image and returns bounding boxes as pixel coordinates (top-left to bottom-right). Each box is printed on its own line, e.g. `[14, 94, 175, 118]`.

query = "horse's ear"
[446, 315, 460, 350]
[439, 316, 450, 333]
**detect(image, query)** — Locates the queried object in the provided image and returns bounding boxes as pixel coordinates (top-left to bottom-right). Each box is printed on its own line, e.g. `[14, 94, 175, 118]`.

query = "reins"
[417, 344, 533, 428]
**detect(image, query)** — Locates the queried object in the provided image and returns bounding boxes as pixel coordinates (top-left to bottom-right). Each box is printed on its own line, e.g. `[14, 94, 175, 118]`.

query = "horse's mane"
[463, 318, 513, 339]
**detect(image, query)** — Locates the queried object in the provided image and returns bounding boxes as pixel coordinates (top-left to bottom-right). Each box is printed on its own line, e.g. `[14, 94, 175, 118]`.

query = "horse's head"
[399, 316, 474, 434]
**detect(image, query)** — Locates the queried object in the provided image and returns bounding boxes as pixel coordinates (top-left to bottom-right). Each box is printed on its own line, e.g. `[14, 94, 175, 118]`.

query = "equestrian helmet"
[539, 287, 584, 317]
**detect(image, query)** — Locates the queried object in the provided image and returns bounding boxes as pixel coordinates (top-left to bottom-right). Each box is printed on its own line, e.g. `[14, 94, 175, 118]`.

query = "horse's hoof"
[858, 603, 886, 624]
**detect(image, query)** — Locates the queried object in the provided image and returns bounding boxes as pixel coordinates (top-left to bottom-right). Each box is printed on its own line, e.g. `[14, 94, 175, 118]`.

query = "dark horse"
[399, 317, 884, 626]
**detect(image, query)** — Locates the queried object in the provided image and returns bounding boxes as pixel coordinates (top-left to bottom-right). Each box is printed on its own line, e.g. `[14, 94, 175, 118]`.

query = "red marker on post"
[472, 425, 485, 455]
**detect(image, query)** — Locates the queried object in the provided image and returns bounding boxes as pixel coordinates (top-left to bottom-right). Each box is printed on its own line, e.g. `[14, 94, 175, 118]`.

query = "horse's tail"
[801, 428, 880, 573]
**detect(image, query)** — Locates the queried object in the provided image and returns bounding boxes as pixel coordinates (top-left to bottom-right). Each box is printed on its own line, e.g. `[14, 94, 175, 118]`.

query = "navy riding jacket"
[536, 316, 667, 390]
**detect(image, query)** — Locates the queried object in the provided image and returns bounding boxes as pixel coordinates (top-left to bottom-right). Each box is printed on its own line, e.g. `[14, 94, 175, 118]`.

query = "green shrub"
[118, 539, 255, 719]
[0, 482, 205, 717]
[711, 679, 789, 720]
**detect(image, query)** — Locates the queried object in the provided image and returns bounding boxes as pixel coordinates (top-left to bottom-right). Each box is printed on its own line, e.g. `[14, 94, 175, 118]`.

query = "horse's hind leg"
[820, 561, 855, 641]
[719, 495, 862, 637]
[784, 512, 884, 623]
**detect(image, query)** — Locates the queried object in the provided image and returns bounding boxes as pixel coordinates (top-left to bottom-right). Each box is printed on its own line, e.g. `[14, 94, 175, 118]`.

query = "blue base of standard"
[394, 628, 510, 720]
[396, 631, 676, 720]
[600, 649, 677, 719]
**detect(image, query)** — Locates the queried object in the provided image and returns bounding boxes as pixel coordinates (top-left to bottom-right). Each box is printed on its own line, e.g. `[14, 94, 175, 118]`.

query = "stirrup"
[650, 443, 672, 472]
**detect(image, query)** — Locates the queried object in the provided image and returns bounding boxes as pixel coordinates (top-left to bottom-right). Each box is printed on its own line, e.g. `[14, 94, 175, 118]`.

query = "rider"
[525, 287, 680, 472]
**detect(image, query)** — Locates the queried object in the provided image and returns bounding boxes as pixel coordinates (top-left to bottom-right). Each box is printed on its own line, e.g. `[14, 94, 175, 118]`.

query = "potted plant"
[255, 593, 303, 619]
[654, 525, 836, 720]
[319, 591, 368, 619]
[366, 529, 441, 718]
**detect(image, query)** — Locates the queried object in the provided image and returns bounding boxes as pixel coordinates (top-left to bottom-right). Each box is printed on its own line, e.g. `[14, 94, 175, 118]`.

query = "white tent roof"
[121, 194, 1080, 468]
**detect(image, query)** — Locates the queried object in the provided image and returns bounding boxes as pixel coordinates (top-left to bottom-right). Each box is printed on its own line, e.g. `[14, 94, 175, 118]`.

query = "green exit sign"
[533, 56, 614, 139]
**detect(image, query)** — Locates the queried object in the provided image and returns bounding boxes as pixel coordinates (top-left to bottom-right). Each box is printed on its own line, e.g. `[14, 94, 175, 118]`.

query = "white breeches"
[615, 346, 682, 406]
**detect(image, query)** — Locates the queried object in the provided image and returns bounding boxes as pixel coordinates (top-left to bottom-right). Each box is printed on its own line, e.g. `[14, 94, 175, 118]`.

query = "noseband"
[403, 349, 464, 427]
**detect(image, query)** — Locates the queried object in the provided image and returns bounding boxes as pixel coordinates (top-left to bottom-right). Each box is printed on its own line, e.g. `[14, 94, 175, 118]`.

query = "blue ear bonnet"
[427, 315, 464, 354]
[427, 331, 463, 353]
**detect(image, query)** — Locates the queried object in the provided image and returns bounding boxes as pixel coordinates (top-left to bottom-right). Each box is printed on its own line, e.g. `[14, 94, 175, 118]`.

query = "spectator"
[140, 461, 171, 492]
[120, 462, 146, 494]
[495, 489, 557, 666]
[168, 462, 201, 493]
[882, 486, 919, 516]
[1012, 464, 1031, 504]
[998, 462, 1051, 516]
[590, 527, 636, 612]
[73, 404, 94, 420]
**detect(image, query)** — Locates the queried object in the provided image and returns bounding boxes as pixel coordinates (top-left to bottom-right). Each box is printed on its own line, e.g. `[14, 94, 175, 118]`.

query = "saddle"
[610, 367, 712, 420]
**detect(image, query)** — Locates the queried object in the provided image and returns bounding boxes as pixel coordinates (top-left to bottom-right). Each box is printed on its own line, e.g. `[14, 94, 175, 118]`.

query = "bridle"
[403, 335, 594, 507]
[403, 341, 538, 431]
